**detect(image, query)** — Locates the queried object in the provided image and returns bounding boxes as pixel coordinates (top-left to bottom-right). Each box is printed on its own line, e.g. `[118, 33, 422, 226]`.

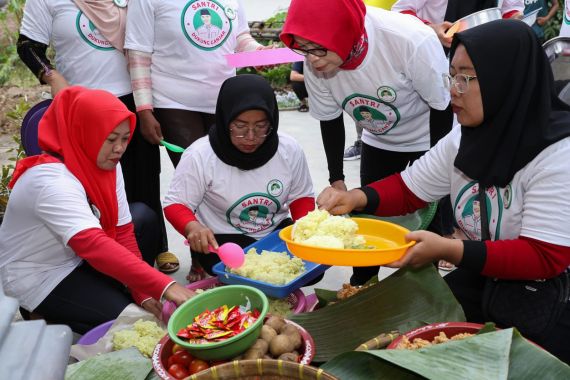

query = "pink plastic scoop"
[208, 243, 245, 269]
[184, 240, 245, 268]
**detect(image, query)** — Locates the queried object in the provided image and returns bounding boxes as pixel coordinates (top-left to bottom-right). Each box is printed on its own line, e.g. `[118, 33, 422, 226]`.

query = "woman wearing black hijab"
[163, 75, 315, 275]
[316, 20, 570, 363]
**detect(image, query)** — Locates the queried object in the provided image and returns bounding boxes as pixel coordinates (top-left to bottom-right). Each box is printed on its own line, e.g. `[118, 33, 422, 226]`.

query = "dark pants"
[445, 267, 570, 364]
[192, 219, 324, 286]
[351, 143, 426, 285]
[26, 203, 161, 334]
[118, 94, 168, 252]
[154, 108, 215, 167]
[291, 81, 308, 102]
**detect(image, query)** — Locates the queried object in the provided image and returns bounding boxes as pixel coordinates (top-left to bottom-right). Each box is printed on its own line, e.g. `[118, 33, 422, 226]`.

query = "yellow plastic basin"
[278, 218, 415, 266]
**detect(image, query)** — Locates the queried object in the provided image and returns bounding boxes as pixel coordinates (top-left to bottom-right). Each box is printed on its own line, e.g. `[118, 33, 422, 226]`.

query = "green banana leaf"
[65, 347, 152, 380]
[291, 266, 465, 362]
[320, 328, 570, 380]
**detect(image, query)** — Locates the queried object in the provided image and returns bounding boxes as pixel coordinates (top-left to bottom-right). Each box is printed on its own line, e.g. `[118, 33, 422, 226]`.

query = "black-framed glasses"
[230, 121, 272, 139]
[288, 40, 328, 57]
[442, 73, 478, 94]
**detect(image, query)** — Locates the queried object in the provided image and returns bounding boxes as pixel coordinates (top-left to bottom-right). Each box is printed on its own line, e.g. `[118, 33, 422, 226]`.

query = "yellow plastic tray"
[278, 218, 415, 266]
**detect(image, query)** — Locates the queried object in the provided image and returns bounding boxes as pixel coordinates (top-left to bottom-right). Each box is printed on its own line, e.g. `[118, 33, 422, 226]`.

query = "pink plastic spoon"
[184, 240, 245, 268]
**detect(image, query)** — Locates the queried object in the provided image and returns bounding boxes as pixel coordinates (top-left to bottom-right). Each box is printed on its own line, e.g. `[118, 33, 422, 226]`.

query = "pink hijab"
[72, 0, 127, 52]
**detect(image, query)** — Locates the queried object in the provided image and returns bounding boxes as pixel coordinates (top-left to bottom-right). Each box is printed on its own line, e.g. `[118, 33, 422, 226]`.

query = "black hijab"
[209, 74, 279, 170]
[451, 19, 570, 188]
[444, 0, 497, 23]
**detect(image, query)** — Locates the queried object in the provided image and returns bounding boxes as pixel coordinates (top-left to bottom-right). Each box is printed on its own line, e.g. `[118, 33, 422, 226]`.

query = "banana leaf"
[65, 347, 152, 380]
[290, 266, 465, 362]
[315, 277, 379, 308]
[320, 328, 570, 379]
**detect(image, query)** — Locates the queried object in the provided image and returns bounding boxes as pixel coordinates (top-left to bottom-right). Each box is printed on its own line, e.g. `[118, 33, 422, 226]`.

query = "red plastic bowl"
[387, 322, 485, 349]
[161, 277, 307, 322]
[152, 318, 315, 380]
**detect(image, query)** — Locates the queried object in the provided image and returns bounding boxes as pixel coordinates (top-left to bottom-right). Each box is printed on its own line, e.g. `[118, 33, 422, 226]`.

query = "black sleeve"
[17, 33, 54, 84]
[319, 114, 345, 184]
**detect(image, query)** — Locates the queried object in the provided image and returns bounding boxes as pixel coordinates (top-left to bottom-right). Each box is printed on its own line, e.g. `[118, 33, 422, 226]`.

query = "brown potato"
[243, 347, 265, 360]
[281, 324, 302, 350]
[265, 316, 286, 332]
[251, 339, 269, 355]
[269, 334, 295, 357]
[278, 352, 299, 362]
[260, 325, 277, 343]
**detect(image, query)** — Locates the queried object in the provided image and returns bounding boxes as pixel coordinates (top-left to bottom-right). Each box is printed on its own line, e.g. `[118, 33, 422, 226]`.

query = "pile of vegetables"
[240, 316, 302, 361]
[165, 345, 212, 379]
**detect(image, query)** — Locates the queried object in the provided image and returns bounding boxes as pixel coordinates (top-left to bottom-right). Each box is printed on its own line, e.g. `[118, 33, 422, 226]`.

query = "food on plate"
[268, 298, 293, 317]
[396, 331, 475, 350]
[337, 283, 373, 300]
[292, 210, 367, 249]
[228, 248, 306, 285]
[176, 305, 260, 344]
[112, 319, 166, 357]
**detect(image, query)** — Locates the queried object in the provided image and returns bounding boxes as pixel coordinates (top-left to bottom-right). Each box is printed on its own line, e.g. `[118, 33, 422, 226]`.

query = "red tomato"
[188, 359, 210, 375]
[172, 344, 185, 355]
[167, 355, 176, 368]
[171, 350, 193, 367]
[168, 364, 189, 379]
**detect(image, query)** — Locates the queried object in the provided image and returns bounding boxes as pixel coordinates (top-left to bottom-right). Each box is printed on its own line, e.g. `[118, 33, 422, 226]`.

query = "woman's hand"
[43, 70, 69, 97]
[317, 187, 367, 215]
[141, 298, 163, 319]
[386, 230, 463, 269]
[428, 21, 453, 48]
[138, 109, 163, 144]
[185, 221, 218, 254]
[164, 283, 196, 306]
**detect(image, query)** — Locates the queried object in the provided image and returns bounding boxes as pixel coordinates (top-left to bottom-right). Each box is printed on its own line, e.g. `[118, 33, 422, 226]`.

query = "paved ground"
[159, 109, 401, 294]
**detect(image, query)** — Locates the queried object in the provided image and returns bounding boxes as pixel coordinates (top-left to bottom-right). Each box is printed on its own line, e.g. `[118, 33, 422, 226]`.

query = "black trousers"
[153, 108, 215, 167]
[445, 267, 570, 365]
[27, 203, 161, 334]
[351, 143, 426, 285]
[291, 81, 308, 102]
[118, 94, 168, 253]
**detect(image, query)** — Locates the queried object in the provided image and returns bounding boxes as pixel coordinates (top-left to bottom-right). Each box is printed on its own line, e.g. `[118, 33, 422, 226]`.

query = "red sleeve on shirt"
[366, 173, 427, 216]
[68, 228, 173, 304]
[399, 10, 431, 24]
[290, 197, 315, 221]
[483, 236, 570, 280]
[164, 203, 197, 236]
[502, 10, 519, 19]
[115, 223, 140, 257]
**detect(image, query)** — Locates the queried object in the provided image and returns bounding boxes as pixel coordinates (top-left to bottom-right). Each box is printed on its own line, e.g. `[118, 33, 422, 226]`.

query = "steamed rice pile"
[228, 248, 306, 285]
[292, 210, 366, 249]
[112, 319, 166, 357]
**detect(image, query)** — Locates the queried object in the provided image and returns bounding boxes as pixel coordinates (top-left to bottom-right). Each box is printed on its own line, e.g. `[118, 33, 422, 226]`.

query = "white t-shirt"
[401, 127, 570, 245]
[391, 0, 525, 24]
[20, 0, 132, 97]
[305, 7, 450, 152]
[164, 133, 314, 239]
[124, 0, 249, 112]
[560, 0, 570, 37]
[0, 164, 131, 310]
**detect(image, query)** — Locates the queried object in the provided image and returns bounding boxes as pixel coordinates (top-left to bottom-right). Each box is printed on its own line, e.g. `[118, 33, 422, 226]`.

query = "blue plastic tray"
[212, 230, 329, 298]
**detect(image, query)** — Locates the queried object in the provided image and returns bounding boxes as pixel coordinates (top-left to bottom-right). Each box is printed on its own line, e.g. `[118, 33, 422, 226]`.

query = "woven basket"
[186, 359, 338, 380]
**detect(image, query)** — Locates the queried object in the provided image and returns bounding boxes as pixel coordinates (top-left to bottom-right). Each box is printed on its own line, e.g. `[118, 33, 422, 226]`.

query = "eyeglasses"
[230, 121, 272, 139]
[289, 40, 328, 57]
[442, 73, 478, 94]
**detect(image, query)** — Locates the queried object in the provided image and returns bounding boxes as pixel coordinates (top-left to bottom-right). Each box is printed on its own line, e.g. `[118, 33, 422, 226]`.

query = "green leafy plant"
[544, 1, 564, 41]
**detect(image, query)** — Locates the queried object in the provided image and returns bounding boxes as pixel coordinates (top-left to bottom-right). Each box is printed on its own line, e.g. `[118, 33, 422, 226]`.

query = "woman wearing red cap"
[281, 0, 452, 286]
[0, 87, 194, 333]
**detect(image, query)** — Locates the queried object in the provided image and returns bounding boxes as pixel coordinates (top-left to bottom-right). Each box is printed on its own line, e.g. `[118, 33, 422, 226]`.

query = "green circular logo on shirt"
[181, 0, 233, 51]
[226, 193, 281, 234]
[76, 12, 115, 51]
[342, 94, 400, 135]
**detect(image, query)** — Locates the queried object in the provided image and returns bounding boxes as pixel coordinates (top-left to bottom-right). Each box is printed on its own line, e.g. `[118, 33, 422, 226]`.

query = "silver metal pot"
[543, 37, 570, 105]
[445, 7, 502, 38]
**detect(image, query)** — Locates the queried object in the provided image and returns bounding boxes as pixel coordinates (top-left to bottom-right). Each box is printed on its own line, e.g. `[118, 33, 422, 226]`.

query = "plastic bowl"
[153, 318, 315, 379]
[167, 285, 269, 360]
[279, 218, 414, 267]
[387, 322, 485, 349]
[76, 320, 115, 345]
[162, 277, 307, 323]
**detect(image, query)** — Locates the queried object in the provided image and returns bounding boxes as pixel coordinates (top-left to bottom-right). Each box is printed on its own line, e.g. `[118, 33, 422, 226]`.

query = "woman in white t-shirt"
[280, 0, 453, 285]
[317, 20, 570, 364]
[0, 87, 194, 333]
[124, 0, 268, 168]
[16, 0, 174, 272]
[164, 75, 316, 276]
